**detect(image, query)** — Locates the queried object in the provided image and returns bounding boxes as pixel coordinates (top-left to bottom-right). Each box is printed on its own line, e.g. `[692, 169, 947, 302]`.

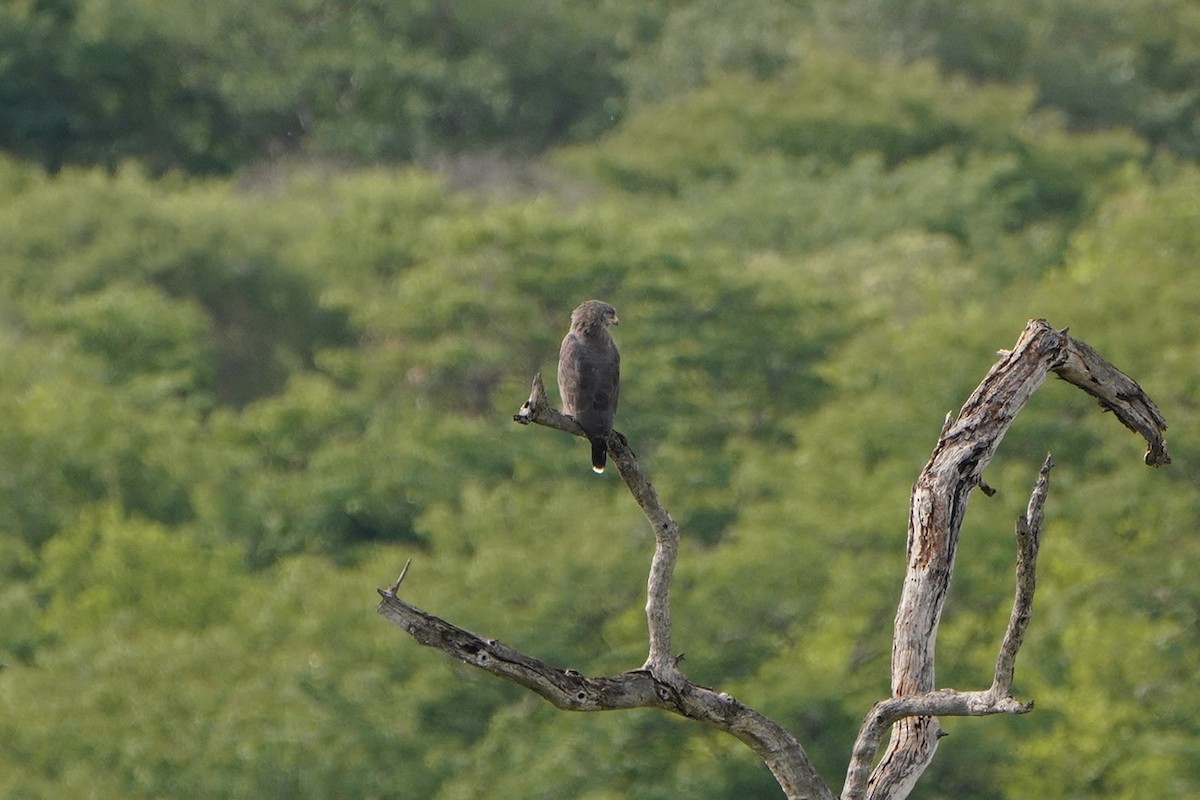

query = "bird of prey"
[557, 300, 621, 473]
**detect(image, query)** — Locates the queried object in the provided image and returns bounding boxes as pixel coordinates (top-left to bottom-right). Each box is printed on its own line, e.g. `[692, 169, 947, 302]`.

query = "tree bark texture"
[856, 319, 1167, 799]
[377, 319, 1168, 800]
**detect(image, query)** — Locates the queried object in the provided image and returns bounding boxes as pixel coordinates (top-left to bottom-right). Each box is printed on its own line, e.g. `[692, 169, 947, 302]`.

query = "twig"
[512, 372, 586, 437]
[989, 454, 1051, 699]
[383, 558, 413, 597]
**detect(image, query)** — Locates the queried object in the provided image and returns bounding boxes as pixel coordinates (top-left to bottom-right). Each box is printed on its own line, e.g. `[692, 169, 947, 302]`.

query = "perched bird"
[557, 300, 621, 473]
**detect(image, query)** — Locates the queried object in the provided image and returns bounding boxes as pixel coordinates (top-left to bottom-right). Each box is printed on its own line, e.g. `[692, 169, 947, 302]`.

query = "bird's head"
[572, 300, 619, 330]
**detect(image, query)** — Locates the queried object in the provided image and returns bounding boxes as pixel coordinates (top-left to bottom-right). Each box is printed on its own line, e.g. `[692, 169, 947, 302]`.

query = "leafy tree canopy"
[0, 12, 1196, 799]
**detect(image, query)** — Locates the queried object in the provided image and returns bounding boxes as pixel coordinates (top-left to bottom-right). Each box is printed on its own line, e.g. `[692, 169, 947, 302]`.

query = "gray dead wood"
[849, 319, 1168, 800]
[377, 318, 1168, 800]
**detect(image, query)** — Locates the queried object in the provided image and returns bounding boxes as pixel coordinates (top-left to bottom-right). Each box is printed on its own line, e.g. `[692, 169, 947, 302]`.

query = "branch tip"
[385, 558, 413, 596]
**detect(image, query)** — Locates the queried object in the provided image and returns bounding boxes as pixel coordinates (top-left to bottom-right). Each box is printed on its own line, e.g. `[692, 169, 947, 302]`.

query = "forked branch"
[377, 319, 1167, 800]
[856, 319, 1168, 800]
[384, 368, 834, 798]
[514, 372, 681, 675]
[843, 455, 1049, 800]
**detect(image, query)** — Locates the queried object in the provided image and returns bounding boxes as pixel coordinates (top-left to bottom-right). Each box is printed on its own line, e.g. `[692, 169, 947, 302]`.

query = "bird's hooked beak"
[611, 314, 619, 326]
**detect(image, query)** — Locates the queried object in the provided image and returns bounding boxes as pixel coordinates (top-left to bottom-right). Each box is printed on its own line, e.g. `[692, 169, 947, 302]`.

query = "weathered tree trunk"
[850, 319, 1168, 799]
[376, 319, 1168, 800]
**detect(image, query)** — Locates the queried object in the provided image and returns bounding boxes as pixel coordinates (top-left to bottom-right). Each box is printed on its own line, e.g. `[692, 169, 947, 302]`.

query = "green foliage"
[38, 505, 239, 635]
[7, 0, 1196, 174]
[810, 0, 1200, 161]
[31, 282, 214, 392]
[0, 548, 471, 798]
[620, 0, 811, 105]
[0, 14, 1197, 800]
[564, 52, 1144, 289]
[0, 0, 631, 172]
[0, 0, 282, 172]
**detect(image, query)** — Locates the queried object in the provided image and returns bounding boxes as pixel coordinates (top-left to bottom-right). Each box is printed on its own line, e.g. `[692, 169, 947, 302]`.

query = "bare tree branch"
[842, 455, 1050, 800]
[1056, 336, 1170, 466]
[512, 371, 584, 436]
[377, 578, 833, 798]
[514, 371, 685, 676]
[367, 369, 838, 800]
[856, 319, 1169, 800]
[378, 318, 1167, 800]
[991, 453, 1050, 698]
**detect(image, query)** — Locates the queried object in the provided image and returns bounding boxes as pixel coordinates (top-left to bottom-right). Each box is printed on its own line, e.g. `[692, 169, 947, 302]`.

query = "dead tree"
[376, 319, 1169, 800]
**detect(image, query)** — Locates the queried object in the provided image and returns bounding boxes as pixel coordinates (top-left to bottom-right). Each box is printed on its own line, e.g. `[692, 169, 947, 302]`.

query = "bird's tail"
[590, 437, 607, 474]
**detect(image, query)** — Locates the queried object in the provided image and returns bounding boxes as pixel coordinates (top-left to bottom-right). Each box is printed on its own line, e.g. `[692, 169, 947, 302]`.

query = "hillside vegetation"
[0, 1, 1197, 797]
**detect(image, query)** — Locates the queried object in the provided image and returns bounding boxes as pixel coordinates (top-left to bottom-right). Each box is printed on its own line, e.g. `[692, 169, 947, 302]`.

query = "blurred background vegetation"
[0, 0, 1197, 797]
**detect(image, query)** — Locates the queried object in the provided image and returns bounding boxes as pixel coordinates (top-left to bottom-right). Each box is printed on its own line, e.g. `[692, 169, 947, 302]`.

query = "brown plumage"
[557, 300, 621, 473]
